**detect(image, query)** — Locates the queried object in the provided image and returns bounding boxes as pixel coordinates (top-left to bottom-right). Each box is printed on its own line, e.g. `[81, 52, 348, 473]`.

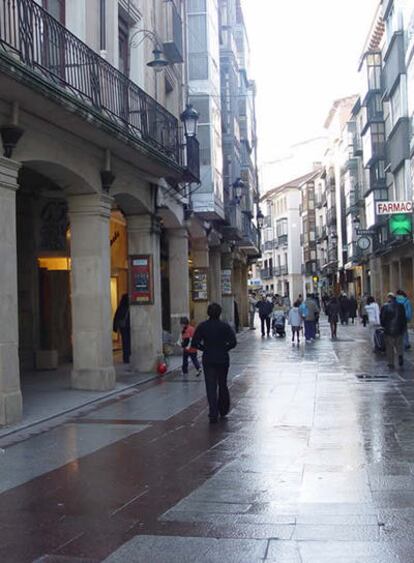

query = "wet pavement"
[1, 319, 414, 562]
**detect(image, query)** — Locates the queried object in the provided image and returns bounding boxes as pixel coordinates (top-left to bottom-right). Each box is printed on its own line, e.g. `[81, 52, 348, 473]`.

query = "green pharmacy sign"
[389, 214, 412, 236]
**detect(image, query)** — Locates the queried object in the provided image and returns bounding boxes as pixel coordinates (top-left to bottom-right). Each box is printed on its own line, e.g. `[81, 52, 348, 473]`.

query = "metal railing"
[278, 234, 288, 246]
[261, 268, 272, 280]
[0, 0, 181, 164]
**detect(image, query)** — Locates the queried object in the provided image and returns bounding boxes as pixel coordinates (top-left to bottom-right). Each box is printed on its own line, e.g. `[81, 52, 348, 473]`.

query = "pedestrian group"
[111, 285, 412, 425]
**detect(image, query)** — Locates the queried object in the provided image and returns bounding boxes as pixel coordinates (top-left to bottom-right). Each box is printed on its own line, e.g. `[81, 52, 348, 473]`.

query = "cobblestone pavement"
[1, 320, 414, 562]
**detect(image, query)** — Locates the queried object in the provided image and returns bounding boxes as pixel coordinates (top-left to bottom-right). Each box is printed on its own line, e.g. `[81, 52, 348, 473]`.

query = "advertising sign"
[389, 214, 412, 236]
[221, 269, 232, 296]
[129, 255, 153, 304]
[192, 268, 208, 302]
[376, 201, 413, 215]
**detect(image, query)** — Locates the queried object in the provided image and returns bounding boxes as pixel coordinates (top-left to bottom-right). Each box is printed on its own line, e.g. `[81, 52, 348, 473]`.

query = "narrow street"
[0, 321, 414, 562]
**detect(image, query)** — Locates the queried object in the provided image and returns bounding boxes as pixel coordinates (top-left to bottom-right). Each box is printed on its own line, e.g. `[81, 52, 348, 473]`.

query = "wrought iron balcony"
[223, 202, 243, 240]
[0, 0, 183, 167]
[278, 234, 288, 246]
[238, 216, 260, 255]
[261, 267, 272, 280]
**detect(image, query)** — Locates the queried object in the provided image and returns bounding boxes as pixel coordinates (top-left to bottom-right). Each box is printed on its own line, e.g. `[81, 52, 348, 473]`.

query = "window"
[189, 53, 208, 80]
[42, 0, 65, 24]
[118, 15, 129, 76]
[276, 218, 288, 237]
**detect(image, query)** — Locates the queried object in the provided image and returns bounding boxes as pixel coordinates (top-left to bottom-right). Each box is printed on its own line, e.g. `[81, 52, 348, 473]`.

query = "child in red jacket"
[180, 317, 201, 376]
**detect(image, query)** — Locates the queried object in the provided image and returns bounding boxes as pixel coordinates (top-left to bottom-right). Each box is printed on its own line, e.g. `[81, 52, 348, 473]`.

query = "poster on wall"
[129, 255, 153, 304]
[192, 268, 208, 302]
[221, 269, 232, 296]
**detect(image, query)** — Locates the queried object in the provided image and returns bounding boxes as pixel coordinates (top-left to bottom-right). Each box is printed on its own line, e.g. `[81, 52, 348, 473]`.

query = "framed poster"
[129, 255, 154, 304]
[192, 268, 208, 302]
[221, 269, 232, 296]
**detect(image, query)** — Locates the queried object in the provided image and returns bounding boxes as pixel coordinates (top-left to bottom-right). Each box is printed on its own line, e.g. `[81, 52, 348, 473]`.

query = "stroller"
[272, 311, 286, 337]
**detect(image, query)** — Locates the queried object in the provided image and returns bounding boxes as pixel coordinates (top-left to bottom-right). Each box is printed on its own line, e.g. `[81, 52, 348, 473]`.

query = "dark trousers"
[182, 350, 200, 374]
[120, 327, 131, 363]
[203, 363, 230, 419]
[362, 314, 368, 327]
[304, 320, 316, 340]
[260, 316, 271, 335]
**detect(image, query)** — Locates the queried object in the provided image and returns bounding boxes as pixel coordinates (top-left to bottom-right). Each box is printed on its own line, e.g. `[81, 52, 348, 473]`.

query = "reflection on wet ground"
[2, 320, 414, 562]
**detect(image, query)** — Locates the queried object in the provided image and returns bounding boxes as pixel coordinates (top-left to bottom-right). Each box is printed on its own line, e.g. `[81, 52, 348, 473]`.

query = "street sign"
[356, 228, 375, 236]
[376, 201, 413, 215]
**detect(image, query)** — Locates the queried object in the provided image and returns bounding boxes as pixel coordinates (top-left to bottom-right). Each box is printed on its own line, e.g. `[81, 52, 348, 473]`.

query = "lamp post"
[256, 208, 265, 230]
[180, 104, 199, 138]
[146, 48, 169, 72]
[232, 178, 245, 205]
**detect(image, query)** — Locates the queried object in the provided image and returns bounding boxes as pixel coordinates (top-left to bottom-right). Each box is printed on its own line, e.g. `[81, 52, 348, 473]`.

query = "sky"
[241, 0, 380, 192]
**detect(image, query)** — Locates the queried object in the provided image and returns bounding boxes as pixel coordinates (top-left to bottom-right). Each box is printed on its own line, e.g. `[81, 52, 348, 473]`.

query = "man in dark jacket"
[255, 295, 273, 337]
[339, 293, 350, 325]
[113, 293, 130, 363]
[192, 303, 237, 423]
[380, 292, 407, 368]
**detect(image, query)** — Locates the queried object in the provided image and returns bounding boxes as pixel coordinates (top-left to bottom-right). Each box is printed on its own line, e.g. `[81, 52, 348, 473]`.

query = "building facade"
[0, 0, 260, 427]
[260, 172, 315, 303]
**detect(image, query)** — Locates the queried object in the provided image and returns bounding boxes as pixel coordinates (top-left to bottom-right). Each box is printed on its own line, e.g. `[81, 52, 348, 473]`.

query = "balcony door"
[42, 0, 65, 24]
[40, 0, 66, 80]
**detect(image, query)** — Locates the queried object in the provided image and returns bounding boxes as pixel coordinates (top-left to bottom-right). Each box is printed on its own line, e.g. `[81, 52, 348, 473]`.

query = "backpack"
[299, 303, 308, 318]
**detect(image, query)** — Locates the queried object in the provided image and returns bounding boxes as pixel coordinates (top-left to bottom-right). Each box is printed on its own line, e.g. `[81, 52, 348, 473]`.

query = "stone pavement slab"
[1, 323, 414, 561]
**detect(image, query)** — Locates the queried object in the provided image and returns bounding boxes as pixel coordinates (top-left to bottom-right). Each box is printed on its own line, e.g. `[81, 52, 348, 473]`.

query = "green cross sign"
[389, 214, 412, 236]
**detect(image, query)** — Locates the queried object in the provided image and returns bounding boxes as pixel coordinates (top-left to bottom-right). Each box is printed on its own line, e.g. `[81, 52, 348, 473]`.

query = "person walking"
[288, 300, 302, 345]
[396, 289, 412, 350]
[339, 293, 350, 325]
[113, 293, 131, 364]
[256, 294, 273, 337]
[349, 295, 358, 324]
[192, 303, 237, 423]
[380, 292, 407, 369]
[326, 296, 340, 340]
[365, 296, 380, 350]
[301, 294, 319, 343]
[179, 317, 201, 377]
[359, 293, 369, 327]
[248, 292, 257, 330]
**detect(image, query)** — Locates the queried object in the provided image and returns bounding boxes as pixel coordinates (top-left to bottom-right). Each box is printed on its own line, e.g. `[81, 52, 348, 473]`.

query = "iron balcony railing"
[239, 215, 260, 250]
[0, 0, 181, 165]
[261, 267, 272, 280]
[278, 234, 288, 246]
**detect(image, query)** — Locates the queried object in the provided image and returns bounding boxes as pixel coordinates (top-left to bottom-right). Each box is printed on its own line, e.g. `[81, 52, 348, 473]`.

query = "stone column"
[209, 246, 222, 305]
[68, 194, 116, 390]
[221, 245, 235, 327]
[233, 261, 243, 328]
[0, 158, 22, 425]
[192, 238, 209, 325]
[128, 214, 163, 372]
[240, 263, 249, 327]
[168, 227, 190, 343]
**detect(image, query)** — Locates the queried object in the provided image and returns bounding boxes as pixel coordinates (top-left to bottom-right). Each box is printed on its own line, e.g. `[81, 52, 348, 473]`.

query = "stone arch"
[19, 159, 98, 195]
